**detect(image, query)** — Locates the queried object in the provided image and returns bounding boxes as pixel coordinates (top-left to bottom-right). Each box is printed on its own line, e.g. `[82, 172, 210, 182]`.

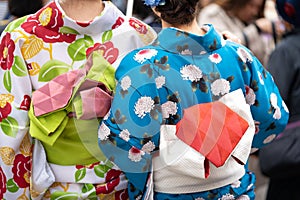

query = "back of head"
[146, 0, 200, 26]
[276, 0, 300, 27]
[9, 0, 44, 18]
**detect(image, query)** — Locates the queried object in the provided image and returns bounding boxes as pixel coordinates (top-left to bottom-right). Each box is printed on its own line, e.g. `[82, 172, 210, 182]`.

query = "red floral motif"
[129, 18, 148, 34]
[86, 41, 119, 64]
[75, 161, 100, 170]
[112, 17, 125, 29]
[21, 2, 76, 43]
[12, 154, 31, 188]
[0, 102, 12, 122]
[95, 169, 122, 194]
[115, 189, 128, 200]
[0, 167, 7, 199]
[19, 95, 31, 111]
[76, 21, 92, 27]
[0, 33, 15, 70]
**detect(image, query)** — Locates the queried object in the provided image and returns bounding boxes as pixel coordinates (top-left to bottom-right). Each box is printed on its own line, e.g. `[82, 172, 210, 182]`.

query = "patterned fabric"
[98, 25, 289, 199]
[29, 52, 115, 146]
[154, 169, 256, 200]
[0, 0, 156, 199]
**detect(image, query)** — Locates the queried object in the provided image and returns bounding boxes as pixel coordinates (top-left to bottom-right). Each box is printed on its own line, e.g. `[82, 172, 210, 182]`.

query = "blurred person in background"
[259, 0, 300, 199]
[111, 0, 127, 13]
[198, 0, 213, 10]
[0, 0, 8, 19]
[198, 0, 285, 66]
[0, 0, 45, 33]
[0, 0, 9, 32]
[133, 0, 162, 32]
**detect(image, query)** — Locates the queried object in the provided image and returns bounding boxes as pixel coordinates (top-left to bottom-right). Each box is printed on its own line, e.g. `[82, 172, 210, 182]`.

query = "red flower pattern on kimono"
[86, 41, 119, 64]
[75, 162, 100, 170]
[115, 188, 128, 200]
[0, 102, 12, 122]
[21, 2, 76, 43]
[112, 17, 125, 29]
[95, 169, 122, 194]
[0, 33, 15, 70]
[12, 154, 31, 188]
[129, 18, 148, 34]
[76, 21, 92, 27]
[0, 167, 7, 199]
[19, 95, 31, 111]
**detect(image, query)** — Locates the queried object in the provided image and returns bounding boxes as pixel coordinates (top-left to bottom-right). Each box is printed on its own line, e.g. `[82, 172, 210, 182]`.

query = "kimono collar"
[54, 0, 125, 35]
[154, 24, 225, 55]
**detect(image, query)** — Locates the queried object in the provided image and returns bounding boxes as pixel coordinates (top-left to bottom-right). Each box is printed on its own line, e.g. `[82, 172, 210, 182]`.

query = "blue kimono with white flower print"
[98, 25, 289, 199]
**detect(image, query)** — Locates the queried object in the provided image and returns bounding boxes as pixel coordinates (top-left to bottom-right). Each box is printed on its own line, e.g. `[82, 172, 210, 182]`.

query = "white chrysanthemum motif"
[128, 147, 145, 162]
[161, 101, 178, 118]
[273, 107, 281, 119]
[134, 96, 155, 118]
[263, 134, 276, 144]
[120, 129, 130, 142]
[134, 49, 158, 64]
[245, 86, 256, 105]
[237, 195, 250, 200]
[237, 47, 253, 63]
[135, 195, 142, 200]
[221, 38, 226, 47]
[141, 141, 155, 154]
[195, 198, 205, 200]
[231, 180, 241, 188]
[282, 100, 289, 113]
[181, 49, 192, 55]
[180, 64, 203, 82]
[247, 183, 254, 191]
[155, 76, 166, 89]
[103, 110, 111, 120]
[120, 76, 131, 91]
[209, 53, 222, 64]
[270, 93, 278, 108]
[257, 71, 265, 85]
[270, 93, 282, 119]
[98, 123, 110, 140]
[211, 78, 230, 96]
[202, 24, 210, 32]
[200, 50, 207, 55]
[219, 193, 235, 200]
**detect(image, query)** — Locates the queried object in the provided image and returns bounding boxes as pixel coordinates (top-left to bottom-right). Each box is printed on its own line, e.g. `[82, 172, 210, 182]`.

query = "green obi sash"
[29, 52, 116, 165]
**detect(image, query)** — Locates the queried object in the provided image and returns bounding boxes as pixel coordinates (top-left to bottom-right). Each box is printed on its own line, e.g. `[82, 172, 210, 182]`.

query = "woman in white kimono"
[0, 0, 156, 199]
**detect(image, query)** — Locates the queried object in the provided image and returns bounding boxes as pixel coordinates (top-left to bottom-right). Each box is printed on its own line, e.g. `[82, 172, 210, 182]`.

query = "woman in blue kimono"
[0, 0, 156, 199]
[97, 0, 289, 199]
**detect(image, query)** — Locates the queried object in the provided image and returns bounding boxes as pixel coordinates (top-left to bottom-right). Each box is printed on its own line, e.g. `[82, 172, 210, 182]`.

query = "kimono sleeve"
[98, 50, 162, 199]
[0, 27, 33, 198]
[242, 48, 289, 149]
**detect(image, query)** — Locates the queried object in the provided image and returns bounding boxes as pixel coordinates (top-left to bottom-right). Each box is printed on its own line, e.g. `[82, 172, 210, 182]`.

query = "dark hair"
[9, 0, 44, 18]
[154, 0, 200, 25]
[276, 0, 300, 27]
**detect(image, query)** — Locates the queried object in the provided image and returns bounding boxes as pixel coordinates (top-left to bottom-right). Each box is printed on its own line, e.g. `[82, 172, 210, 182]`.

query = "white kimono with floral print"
[0, 0, 156, 199]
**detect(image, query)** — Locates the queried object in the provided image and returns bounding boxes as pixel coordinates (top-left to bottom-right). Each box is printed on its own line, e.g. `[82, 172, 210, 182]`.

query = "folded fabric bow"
[176, 89, 253, 177]
[29, 52, 116, 146]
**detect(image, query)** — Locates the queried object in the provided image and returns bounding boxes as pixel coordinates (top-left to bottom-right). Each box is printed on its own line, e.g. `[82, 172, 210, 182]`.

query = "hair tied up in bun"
[144, 0, 166, 7]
